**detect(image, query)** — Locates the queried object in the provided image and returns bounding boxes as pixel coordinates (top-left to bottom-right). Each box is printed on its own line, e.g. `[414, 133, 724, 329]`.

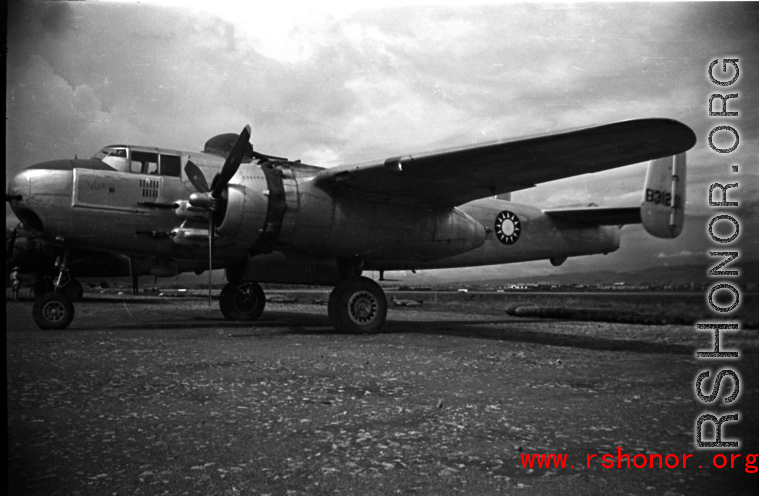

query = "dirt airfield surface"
[6, 291, 759, 495]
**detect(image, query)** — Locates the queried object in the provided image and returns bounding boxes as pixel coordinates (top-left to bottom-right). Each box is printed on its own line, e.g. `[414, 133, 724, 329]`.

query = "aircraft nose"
[6, 169, 29, 202]
[7, 161, 75, 235]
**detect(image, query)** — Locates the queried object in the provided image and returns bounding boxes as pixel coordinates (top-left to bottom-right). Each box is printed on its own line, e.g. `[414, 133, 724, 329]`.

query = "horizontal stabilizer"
[545, 152, 687, 239]
[544, 206, 641, 225]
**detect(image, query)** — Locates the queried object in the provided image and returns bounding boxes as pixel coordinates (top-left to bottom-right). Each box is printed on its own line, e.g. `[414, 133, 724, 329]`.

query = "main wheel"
[328, 276, 387, 334]
[32, 292, 75, 330]
[219, 281, 266, 321]
[62, 279, 84, 301]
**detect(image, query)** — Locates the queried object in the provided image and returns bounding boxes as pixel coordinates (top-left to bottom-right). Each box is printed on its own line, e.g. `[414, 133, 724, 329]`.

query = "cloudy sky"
[5, 1, 758, 282]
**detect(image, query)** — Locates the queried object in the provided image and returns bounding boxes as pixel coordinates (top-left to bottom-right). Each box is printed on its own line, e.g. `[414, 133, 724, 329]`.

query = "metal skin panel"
[73, 169, 164, 212]
[8, 169, 73, 237]
[363, 197, 620, 271]
[214, 165, 270, 246]
[276, 178, 487, 262]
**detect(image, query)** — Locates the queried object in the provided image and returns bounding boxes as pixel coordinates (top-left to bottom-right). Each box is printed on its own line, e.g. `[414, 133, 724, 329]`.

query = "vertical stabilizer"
[641, 153, 686, 238]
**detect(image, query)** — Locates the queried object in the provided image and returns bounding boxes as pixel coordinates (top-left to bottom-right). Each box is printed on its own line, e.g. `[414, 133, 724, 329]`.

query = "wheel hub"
[43, 301, 66, 322]
[233, 287, 255, 310]
[348, 291, 378, 324]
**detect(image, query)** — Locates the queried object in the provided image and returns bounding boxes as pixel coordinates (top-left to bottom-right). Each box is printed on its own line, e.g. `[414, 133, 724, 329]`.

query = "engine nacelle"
[215, 183, 269, 245]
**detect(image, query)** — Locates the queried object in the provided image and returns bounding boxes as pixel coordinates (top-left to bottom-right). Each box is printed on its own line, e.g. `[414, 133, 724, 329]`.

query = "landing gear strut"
[32, 253, 76, 330]
[328, 276, 387, 334]
[219, 281, 266, 321]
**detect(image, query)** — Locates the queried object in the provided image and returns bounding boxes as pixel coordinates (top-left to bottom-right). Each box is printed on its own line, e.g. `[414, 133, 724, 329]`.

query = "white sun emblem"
[495, 210, 521, 245]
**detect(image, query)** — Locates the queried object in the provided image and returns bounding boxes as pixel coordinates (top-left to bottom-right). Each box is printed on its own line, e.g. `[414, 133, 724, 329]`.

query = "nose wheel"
[328, 276, 387, 333]
[219, 281, 266, 321]
[31, 252, 78, 330]
[32, 292, 75, 330]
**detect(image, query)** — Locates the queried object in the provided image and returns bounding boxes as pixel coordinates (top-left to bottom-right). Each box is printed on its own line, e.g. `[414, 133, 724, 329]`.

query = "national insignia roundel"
[494, 210, 521, 245]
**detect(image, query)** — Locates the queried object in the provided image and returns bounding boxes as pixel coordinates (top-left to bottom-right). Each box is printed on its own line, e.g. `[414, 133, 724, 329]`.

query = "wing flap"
[312, 118, 696, 206]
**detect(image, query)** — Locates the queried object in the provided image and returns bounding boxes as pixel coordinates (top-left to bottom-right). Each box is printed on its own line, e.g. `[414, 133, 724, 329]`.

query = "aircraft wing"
[312, 118, 696, 207]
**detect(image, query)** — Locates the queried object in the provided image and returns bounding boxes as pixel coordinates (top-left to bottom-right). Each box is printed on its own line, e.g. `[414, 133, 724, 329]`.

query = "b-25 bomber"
[6, 118, 696, 332]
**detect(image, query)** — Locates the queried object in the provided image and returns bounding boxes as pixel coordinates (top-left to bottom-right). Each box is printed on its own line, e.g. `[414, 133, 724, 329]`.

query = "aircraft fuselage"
[7, 148, 620, 286]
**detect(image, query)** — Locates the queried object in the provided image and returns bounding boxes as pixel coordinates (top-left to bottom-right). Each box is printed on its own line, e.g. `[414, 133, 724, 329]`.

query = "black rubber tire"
[62, 279, 84, 301]
[32, 292, 75, 330]
[219, 281, 266, 321]
[328, 276, 387, 334]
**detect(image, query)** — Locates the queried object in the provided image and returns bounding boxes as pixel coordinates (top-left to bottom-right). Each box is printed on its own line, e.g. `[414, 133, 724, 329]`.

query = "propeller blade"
[184, 160, 210, 193]
[212, 125, 251, 199]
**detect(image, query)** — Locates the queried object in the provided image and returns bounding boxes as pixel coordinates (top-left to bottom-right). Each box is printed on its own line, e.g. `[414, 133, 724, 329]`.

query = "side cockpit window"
[160, 155, 181, 177]
[131, 151, 159, 175]
[94, 147, 181, 177]
[94, 147, 129, 172]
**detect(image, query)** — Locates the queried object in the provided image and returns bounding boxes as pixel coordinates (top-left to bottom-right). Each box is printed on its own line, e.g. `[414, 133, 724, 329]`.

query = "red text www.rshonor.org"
[520, 448, 758, 473]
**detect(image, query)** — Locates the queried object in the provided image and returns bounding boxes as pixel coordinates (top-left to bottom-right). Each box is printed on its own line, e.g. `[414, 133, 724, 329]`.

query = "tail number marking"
[646, 188, 681, 209]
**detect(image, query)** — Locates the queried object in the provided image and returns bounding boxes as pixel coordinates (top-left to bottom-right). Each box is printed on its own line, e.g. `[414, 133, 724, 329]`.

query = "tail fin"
[641, 153, 686, 238]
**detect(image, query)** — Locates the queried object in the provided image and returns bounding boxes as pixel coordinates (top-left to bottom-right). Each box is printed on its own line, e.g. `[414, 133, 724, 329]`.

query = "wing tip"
[624, 118, 697, 154]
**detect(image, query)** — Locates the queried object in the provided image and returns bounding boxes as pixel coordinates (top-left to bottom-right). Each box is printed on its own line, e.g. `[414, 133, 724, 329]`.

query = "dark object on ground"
[506, 304, 676, 326]
[266, 294, 299, 303]
[393, 299, 423, 307]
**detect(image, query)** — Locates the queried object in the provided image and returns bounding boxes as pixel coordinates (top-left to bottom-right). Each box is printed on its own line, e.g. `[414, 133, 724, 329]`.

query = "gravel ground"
[6, 292, 759, 495]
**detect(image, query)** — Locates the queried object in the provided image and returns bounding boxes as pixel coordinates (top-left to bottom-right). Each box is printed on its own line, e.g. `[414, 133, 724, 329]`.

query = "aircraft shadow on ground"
[61, 305, 692, 355]
[280, 312, 693, 355]
[384, 320, 693, 355]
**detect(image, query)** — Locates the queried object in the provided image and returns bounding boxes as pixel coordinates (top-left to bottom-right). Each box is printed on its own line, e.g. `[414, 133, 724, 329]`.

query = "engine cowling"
[215, 180, 269, 246]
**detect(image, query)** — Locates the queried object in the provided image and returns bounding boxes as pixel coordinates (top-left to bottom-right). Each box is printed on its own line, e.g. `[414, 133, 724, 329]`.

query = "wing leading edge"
[312, 118, 696, 207]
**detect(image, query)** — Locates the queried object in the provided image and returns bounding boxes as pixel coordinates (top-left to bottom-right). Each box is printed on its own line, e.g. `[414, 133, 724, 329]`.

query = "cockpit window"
[160, 155, 181, 177]
[94, 147, 129, 172]
[131, 151, 159, 175]
[94, 147, 182, 177]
